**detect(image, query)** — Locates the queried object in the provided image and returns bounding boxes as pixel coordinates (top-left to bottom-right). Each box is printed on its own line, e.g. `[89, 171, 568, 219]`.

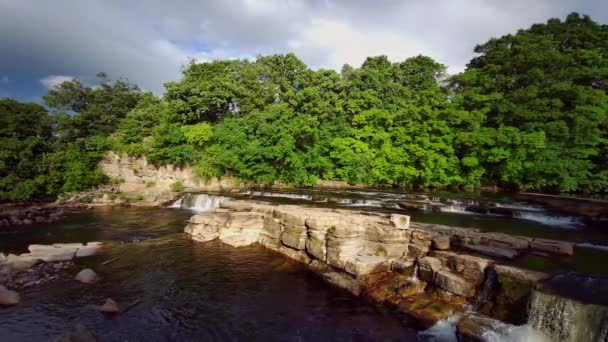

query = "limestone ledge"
[184, 200, 568, 328]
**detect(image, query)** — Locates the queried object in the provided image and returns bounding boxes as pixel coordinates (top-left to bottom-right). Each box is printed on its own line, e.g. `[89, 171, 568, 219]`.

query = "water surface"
[0, 207, 415, 341]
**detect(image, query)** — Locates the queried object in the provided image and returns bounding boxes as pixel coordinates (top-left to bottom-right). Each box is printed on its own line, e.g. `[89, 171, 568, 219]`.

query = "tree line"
[1, 13, 606, 200]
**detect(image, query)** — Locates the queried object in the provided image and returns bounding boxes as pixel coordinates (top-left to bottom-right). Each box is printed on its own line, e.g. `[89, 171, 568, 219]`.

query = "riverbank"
[184, 199, 608, 341]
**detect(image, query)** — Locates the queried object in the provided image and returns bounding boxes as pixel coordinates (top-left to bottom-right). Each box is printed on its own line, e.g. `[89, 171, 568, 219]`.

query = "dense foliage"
[1, 13, 607, 200]
[0, 75, 142, 200]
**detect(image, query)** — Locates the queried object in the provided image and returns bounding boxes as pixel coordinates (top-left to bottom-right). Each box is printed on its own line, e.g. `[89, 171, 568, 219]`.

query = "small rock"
[0, 286, 20, 306]
[75, 269, 98, 284]
[390, 214, 410, 230]
[97, 298, 119, 313]
[432, 236, 450, 250]
[55, 322, 96, 342]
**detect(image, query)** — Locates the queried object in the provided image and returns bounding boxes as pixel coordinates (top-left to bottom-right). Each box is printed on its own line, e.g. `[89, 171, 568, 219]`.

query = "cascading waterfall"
[513, 211, 583, 228]
[475, 269, 498, 311]
[528, 289, 608, 342]
[170, 194, 230, 212]
[411, 263, 419, 282]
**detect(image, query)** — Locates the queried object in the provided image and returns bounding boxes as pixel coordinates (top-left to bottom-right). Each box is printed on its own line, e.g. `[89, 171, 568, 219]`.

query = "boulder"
[365, 223, 411, 243]
[432, 236, 450, 250]
[305, 235, 327, 261]
[408, 244, 430, 259]
[457, 314, 500, 341]
[218, 228, 260, 247]
[493, 265, 550, 285]
[397, 201, 423, 210]
[75, 269, 98, 284]
[326, 237, 363, 269]
[55, 323, 96, 342]
[390, 214, 410, 230]
[463, 244, 518, 260]
[28, 244, 78, 262]
[0, 285, 20, 306]
[97, 298, 120, 313]
[418, 257, 442, 282]
[227, 211, 265, 230]
[391, 258, 415, 275]
[281, 226, 307, 250]
[278, 246, 311, 264]
[323, 272, 361, 296]
[344, 255, 389, 277]
[531, 238, 574, 256]
[261, 217, 282, 240]
[482, 233, 530, 250]
[5, 253, 42, 270]
[434, 269, 476, 297]
[75, 242, 104, 258]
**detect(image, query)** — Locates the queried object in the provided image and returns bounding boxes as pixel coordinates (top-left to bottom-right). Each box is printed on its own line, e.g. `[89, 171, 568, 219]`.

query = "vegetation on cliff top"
[1, 13, 607, 200]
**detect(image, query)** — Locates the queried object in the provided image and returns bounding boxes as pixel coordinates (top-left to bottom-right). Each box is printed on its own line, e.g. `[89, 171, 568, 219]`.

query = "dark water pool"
[0, 207, 415, 341]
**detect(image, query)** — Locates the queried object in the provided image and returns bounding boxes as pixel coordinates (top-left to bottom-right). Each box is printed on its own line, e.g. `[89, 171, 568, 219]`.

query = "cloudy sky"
[1, 0, 607, 101]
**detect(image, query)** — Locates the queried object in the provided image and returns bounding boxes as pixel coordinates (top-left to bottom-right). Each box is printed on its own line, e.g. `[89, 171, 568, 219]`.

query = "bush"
[170, 181, 185, 192]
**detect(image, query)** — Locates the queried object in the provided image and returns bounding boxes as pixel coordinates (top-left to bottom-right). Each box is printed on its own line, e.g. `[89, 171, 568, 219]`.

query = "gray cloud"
[0, 0, 606, 98]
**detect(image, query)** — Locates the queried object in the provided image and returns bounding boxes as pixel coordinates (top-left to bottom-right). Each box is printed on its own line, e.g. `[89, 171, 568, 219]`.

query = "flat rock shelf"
[185, 200, 608, 341]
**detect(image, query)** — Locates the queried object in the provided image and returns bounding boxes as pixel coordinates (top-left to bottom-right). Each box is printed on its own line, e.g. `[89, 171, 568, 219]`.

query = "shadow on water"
[0, 207, 415, 341]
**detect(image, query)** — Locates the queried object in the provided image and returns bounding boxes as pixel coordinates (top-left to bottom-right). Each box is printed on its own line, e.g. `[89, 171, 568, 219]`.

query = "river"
[2, 188, 608, 341]
[0, 206, 416, 341]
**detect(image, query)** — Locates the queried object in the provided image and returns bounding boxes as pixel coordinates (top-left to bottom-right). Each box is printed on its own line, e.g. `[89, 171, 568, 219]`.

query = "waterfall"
[528, 290, 608, 341]
[439, 205, 473, 214]
[411, 263, 419, 282]
[513, 211, 583, 228]
[480, 320, 551, 342]
[170, 194, 230, 212]
[474, 269, 498, 311]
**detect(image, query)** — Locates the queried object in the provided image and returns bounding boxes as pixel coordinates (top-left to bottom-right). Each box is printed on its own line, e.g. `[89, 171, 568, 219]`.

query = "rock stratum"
[184, 200, 604, 340]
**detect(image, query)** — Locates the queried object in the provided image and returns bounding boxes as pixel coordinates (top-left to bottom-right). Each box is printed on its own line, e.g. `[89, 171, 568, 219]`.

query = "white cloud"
[291, 18, 430, 69]
[40, 75, 76, 89]
[0, 0, 606, 99]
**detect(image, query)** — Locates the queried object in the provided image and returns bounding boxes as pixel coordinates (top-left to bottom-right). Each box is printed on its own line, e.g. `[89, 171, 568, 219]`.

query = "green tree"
[452, 13, 608, 191]
[0, 99, 53, 200]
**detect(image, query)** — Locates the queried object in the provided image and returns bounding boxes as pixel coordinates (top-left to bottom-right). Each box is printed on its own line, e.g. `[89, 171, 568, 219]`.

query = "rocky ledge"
[0, 242, 104, 306]
[183, 200, 591, 337]
[0, 205, 73, 227]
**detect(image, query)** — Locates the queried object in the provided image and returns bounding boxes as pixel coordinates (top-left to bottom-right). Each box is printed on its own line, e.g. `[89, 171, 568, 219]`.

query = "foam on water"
[243, 191, 313, 200]
[576, 242, 608, 251]
[514, 211, 583, 228]
[481, 322, 552, 342]
[439, 205, 476, 215]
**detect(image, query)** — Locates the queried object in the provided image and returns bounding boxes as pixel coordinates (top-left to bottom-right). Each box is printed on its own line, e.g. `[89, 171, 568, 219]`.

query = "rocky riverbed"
[0, 242, 104, 307]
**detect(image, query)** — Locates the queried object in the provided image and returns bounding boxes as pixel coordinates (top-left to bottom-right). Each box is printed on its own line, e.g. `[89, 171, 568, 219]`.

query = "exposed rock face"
[183, 199, 588, 330]
[98, 151, 241, 199]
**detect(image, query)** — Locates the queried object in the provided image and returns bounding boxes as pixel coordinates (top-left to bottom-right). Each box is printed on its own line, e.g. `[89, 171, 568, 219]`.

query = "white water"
[242, 191, 313, 200]
[439, 205, 475, 215]
[514, 211, 583, 228]
[171, 194, 229, 212]
[418, 316, 459, 342]
[481, 321, 552, 342]
[418, 315, 551, 342]
[411, 263, 419, 282]
[494, 203, 545, 212]
[576, 242, 608, 251]
[338, 199, 384, 207]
